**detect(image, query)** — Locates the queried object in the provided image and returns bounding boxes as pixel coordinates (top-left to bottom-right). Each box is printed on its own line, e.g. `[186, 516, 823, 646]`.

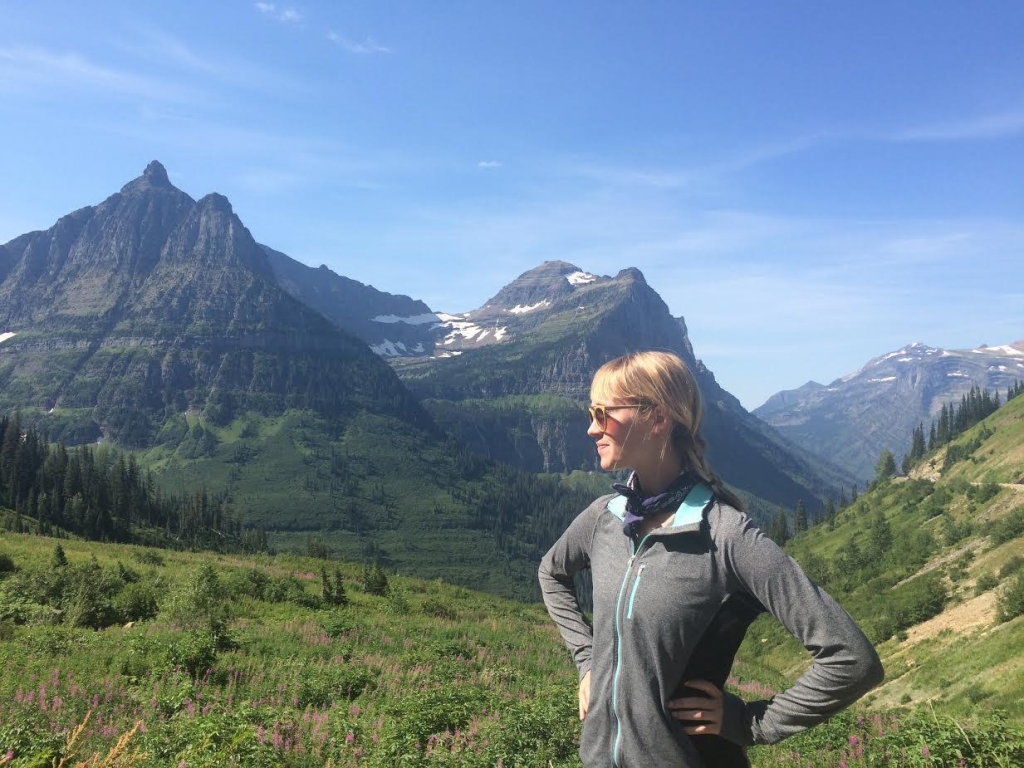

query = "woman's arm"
[538, 499, 605, 682]
[713, 506, 884, 746]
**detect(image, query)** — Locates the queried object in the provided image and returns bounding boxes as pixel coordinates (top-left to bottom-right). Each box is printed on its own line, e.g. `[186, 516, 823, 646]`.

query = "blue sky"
[1, 2, 1021, 408]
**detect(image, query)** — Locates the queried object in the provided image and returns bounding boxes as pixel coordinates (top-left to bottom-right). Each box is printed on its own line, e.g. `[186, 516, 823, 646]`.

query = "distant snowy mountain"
[755, 341, 1024, 483]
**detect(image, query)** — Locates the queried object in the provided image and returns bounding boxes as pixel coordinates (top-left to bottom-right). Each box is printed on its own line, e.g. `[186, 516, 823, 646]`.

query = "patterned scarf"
[612, 470, 698, 538]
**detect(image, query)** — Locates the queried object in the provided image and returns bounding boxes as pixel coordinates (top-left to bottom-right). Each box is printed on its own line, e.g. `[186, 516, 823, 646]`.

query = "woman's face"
[587, 397, 659, 472]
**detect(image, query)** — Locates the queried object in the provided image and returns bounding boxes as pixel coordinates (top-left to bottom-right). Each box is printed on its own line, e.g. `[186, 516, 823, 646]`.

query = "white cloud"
[327, 32, 392, 54]
[255, 3, 303, 23]
[478, 160, 502, 169]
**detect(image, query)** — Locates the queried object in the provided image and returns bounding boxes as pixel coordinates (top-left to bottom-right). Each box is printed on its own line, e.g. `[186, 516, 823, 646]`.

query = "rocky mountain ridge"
[755, 341, 1024, 482]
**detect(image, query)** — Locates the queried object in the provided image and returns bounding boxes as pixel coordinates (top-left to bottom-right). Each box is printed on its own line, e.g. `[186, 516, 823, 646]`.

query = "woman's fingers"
[578, 670, 592, 721]
[667, 680, 725, 735]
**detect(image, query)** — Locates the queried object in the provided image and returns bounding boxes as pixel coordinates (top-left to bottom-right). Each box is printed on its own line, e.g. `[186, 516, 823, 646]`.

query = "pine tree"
[766, 507, 790, 546]
[793, 500, 808, 535]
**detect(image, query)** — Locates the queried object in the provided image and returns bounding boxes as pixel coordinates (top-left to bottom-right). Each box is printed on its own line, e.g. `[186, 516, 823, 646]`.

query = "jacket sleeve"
[538, 499, 604, 680]
[713, 505, 884, 746]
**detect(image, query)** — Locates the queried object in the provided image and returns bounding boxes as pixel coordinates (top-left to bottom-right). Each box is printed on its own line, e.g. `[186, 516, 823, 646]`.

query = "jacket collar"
[606, 482, 713, 532]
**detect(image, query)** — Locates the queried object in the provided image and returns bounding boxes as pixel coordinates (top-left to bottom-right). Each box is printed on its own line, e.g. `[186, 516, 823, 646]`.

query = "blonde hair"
[590, 350, 745, 511]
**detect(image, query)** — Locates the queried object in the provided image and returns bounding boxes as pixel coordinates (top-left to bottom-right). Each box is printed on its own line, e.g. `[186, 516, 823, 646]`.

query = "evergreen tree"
[766, 507, 790, 546]
[793, 500, 808, 535]
[874, 449, 897, 486]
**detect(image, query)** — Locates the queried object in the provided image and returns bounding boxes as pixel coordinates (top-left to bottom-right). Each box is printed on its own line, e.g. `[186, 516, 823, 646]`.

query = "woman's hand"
[667, 679, 724, 735]
[579, 669, 592, 721]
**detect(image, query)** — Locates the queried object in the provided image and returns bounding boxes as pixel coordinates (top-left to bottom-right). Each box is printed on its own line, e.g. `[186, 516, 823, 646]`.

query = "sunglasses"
[588, 404, 646, 429]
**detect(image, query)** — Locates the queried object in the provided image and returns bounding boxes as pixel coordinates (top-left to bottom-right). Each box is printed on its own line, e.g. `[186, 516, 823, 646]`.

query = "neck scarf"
[612, 470, 698, 538]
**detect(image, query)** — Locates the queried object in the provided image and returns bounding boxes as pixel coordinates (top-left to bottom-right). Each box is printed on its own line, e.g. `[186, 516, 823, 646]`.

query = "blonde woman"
[539, 351, 882, 767]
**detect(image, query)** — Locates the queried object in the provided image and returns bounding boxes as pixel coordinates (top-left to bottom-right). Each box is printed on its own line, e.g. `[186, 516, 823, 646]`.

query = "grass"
[1, 532, 1022, 767]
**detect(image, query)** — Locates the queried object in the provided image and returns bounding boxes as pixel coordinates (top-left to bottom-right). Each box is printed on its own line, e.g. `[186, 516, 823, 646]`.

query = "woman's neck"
[632, 455, 687, 497]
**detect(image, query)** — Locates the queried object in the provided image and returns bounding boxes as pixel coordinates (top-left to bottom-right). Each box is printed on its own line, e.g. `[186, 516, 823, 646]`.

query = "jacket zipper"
[626, 564, 646, 619]
[611, 534, 652, 767]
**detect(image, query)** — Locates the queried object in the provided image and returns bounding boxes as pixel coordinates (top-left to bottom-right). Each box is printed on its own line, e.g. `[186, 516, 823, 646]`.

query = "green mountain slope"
[742, 391, 1024, 719]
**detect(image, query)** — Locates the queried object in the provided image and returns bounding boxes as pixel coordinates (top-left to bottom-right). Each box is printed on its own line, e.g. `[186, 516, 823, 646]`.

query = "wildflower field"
[1, 533, 1022, 767]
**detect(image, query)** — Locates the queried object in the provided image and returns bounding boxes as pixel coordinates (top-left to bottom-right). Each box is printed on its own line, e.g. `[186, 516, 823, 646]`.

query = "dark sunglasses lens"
[589, 406, 606, 427]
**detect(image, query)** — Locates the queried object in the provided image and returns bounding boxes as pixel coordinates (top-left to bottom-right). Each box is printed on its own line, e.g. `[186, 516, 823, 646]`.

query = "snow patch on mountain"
[493, 327, 508, 341]
[438, 350, 464, 358]
[947, 371, 969, 377]
[986, 345, 1024, 357]
[371, 340, 408, 356]
[371, 313, 440, 325]
[436, 312, 468, 322]
[441, 321, 487, 344]
[508, 301, 550, 315]
[0, 332, 15, 344]
[566, 271, 597, 286]
[868, 377, 897, 383]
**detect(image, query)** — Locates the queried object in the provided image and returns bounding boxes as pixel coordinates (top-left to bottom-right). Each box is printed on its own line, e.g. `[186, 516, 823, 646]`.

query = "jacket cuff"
[720, 692, 755, 747]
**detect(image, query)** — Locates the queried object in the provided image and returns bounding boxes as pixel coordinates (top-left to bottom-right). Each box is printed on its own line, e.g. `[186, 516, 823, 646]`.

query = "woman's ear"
[650, 406, 672, 435]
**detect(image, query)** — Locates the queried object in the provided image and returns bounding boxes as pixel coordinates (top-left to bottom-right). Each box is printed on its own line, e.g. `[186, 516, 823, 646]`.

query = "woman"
[539, 351, 882, 767]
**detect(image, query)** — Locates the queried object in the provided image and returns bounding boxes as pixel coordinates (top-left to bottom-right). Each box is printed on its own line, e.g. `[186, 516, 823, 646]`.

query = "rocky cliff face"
[755, 342, 1024, 482]
[0, 162, 427, 447]
[393, 261, 852, 508]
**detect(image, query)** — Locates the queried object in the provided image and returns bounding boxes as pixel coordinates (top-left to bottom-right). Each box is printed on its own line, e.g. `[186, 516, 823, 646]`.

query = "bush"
[990, 506, 1024, 545]
[997, 572, 1024, 623]
[167, 630, 219, 678]
[297, 662, 375, 707]
[999, 554, 1024, 579]
[421, 598, 457, 620]
[975, 572, 1000, 595]
[114, 580, 160, 622]
[165, 563, 230, 638]
[0, 552, 16, 575]
[131, 548, 164, 566]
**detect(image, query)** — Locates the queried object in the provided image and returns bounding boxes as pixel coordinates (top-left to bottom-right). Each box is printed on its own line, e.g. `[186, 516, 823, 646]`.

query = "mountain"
[0, 161, 426, 445]
[755, 342, 1024, 484]
[390, 260, 854, 512]
[0, 163, 594, 599]
[261, 244, 441, 357]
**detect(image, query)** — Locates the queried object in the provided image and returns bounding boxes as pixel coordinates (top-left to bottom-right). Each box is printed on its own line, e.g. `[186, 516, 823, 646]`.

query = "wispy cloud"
[887, 110, 1024, 142]
[478, 160, 502, 169]
[114, 26, 309, 95]
[326, 32, 392, 54]
[0, 45, 193, 102]
[255, 3, 303, 23]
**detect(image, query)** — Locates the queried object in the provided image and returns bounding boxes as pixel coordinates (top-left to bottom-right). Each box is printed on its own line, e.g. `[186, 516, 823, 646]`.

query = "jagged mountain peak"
[197, 192, 233, 215]
[482, 260, 596, 312]
[119, 160, 176, 195]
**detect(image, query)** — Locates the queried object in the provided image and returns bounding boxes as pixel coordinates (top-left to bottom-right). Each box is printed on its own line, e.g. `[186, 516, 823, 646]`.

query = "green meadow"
[1, 529, 1023, 767]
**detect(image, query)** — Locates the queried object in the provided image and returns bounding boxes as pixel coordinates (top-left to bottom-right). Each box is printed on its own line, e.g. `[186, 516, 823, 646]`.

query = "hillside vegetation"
[743, 390, 1024, 726]
[1, 520, 1023, 766]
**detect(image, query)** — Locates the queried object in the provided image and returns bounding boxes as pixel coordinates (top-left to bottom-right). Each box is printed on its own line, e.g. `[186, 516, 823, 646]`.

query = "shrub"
[227, 568, 270, 601]
[297, 662, 375, 707]
[975, 572, 1000, 595]
[114, 580, 160, 622]
[421, 597, 457, 620]
[999, 554, 1024, 579]
[990, 506, 1024, 545]
[165, 563, 230, 638]
[167, 630, 219, 678]
[0, 552, 16, 575]
[131, 548, 164, 566]
[997, 571, 1024, 623]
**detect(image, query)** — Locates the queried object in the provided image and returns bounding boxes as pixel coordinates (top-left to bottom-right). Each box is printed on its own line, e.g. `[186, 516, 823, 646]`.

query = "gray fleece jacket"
[538, 484, 883, 768]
